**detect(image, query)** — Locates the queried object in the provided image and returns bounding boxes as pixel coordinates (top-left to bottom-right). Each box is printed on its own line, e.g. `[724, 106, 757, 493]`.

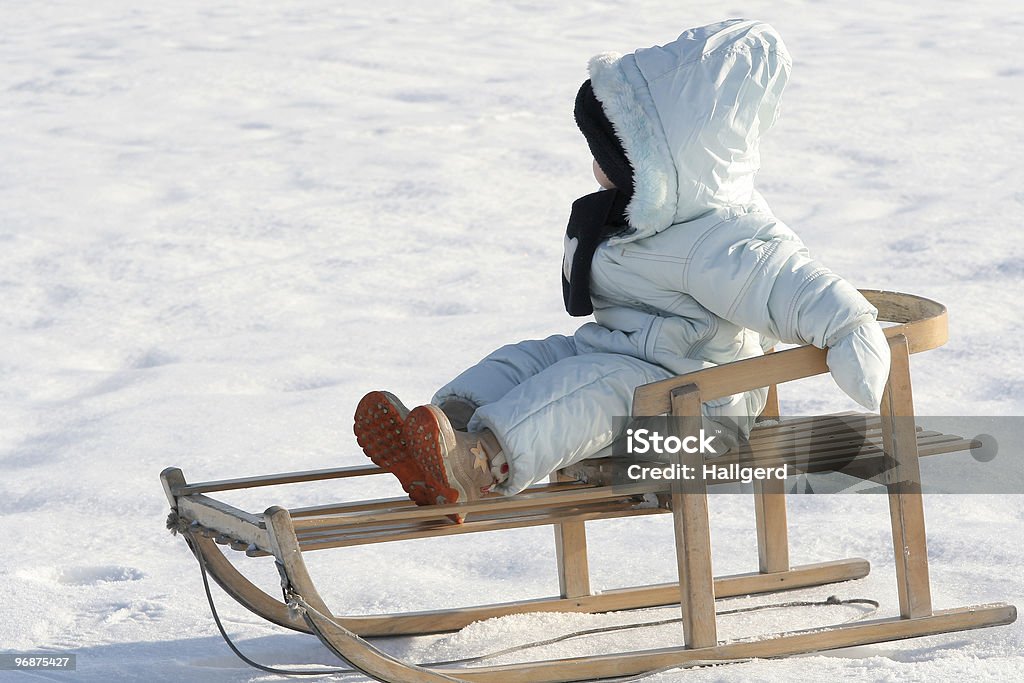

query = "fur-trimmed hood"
[588, 19, 792, 242]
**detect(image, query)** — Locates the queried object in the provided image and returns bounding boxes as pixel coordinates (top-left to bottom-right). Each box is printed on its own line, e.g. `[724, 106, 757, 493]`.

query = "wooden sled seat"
[168, 412, 978, 557]
[161, 291, 1016, 683]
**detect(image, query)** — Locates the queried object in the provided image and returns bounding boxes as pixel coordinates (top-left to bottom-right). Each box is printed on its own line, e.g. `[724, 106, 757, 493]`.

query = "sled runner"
[162, 290, 1016, 682]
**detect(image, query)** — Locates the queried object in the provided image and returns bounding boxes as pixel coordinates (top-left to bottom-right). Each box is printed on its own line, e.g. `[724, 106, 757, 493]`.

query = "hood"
[588, 19, 791, 243]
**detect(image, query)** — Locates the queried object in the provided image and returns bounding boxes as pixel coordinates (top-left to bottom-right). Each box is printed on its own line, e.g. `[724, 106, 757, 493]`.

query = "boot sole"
[405, 405, 468, 524]
[353, 391, 430, 506]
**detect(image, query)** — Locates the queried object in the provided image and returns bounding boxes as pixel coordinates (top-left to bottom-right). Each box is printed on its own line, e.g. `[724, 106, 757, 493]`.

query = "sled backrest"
[632, 290, 947, 414]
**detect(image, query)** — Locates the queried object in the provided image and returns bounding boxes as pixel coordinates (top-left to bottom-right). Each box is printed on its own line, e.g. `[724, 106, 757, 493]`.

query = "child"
[353, 19, 890, 520]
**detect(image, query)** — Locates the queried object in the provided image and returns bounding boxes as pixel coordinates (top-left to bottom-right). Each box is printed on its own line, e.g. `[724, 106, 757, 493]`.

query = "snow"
[1, 1, 1021, 681]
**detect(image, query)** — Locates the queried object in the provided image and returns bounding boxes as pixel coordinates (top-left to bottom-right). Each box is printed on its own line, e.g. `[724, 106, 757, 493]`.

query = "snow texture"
[1, 1, 1022, 681]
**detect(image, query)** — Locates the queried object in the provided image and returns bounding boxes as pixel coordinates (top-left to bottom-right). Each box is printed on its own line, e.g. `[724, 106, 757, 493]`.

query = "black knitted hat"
[574, 80, 634, 196]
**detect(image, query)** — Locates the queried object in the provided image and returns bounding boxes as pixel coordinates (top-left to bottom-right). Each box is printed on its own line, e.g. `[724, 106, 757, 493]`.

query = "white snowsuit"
[433, 19, 891, 495]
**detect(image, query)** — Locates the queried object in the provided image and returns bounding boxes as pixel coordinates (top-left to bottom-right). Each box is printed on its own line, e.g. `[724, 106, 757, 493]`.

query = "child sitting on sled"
[353, 19, 891, 520]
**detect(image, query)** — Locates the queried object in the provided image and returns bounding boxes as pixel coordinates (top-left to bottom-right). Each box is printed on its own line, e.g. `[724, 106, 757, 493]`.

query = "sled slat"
[744, 426, 888, 461]
[175, 464, 384, 496]
[741, 429, 945, 466]
[292, 505, 627, 537]
[289, 483, 659, 530]
[563, 430, 977, 488]
[291, 496, 644, 535]
[295, 503, 665, 551]
[287, 481, 597, 518]
[754, 410, 864, 428]
[294, 498, 649, 538]
[748, 413, 888, 442]
[918, 437, 981, 455]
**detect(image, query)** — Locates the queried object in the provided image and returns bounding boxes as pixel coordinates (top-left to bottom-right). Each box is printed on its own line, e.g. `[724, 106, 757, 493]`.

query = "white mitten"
[826, 322, 891, 410]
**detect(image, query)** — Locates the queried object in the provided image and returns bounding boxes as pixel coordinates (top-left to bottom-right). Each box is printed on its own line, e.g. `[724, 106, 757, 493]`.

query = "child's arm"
[681, 217, 890, 409]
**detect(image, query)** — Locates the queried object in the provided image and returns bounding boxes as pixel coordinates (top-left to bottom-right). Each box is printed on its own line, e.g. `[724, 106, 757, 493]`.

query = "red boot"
[353, 391, 430, 506]
[404, 404, 506, 523]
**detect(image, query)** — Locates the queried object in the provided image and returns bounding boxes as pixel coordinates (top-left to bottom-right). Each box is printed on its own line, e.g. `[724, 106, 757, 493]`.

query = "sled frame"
[161, 291, 1016, 682]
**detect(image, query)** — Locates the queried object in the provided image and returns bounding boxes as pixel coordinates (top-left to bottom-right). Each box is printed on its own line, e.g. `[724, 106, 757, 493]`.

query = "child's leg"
[432, 334, 578, 428]
[355, 335, 577, 507]
[403, 350, 768, 520]
[468, 352, 677, 495]
[467, 353, 769, 495]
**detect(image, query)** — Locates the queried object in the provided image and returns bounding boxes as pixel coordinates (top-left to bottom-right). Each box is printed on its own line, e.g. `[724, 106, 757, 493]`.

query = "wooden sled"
[161, 290, 1016, 682]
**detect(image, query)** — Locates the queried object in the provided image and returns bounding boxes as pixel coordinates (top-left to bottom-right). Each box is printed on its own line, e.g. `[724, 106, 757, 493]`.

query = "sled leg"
[754, 478, 790, 573]
[190, 534, 312, 632]
[753, 376, 791, 573]
[263, 506, 468, 683]
[880, 335, 932, 619]
[550, 472, 591, 599]
[670, 385, 718, 648]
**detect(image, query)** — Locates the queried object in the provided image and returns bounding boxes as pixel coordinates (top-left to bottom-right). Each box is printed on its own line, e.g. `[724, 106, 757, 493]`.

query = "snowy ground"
[1, 1, 1022, 681]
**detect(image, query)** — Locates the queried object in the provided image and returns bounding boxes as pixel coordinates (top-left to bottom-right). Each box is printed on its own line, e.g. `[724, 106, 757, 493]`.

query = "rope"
[166, 511, 190, 536]
[547, 596, 881, 683]
[188, 532, 359, 678]
[423, 593, 880, 675]
[286, 595, 468, 683]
